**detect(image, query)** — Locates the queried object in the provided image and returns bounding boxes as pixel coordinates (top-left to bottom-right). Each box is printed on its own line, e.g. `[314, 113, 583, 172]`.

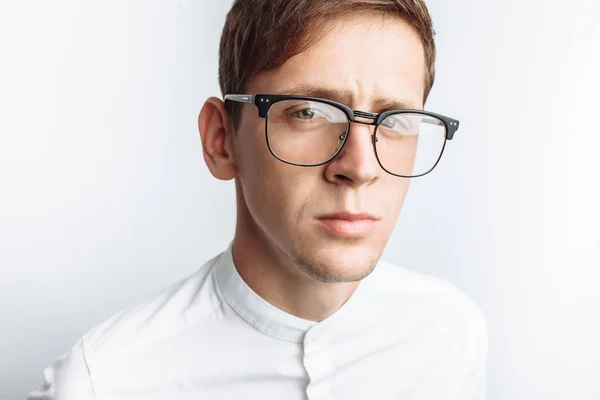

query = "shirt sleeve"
[27, 338, 96, 400]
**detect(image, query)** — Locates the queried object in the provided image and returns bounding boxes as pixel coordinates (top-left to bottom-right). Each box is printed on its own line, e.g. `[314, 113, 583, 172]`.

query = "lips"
[318, 212, 379, 222]
[316, 212, 380, 238]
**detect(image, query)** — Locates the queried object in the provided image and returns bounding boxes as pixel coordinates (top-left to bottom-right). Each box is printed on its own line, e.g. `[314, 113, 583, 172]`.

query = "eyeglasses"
[224, 94, 459, 178]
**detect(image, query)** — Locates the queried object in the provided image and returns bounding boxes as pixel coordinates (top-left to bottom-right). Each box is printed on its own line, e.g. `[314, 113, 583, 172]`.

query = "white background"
[1, 0, 599, 399]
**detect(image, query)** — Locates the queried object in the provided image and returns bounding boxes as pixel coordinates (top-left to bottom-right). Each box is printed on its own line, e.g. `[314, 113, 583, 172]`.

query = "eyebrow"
[274, 84, 419, 111]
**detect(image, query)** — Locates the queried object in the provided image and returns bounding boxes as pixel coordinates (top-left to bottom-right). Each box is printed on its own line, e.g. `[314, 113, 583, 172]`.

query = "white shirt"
[27, 242, 488, 400]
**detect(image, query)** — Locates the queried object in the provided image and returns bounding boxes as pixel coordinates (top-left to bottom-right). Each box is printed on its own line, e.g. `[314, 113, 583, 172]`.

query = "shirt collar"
[213, 242, 373, 343]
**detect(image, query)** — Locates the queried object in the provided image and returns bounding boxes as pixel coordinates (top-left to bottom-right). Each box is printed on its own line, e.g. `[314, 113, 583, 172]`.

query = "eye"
[381, 117, 396, 129]
[291, 108, 317, 120]
[381, 115, 412, 131]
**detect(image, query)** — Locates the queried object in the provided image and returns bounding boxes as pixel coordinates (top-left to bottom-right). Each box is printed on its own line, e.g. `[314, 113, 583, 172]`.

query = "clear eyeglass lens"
[267, 100, 348, 165]
[375, 113, 447, 176]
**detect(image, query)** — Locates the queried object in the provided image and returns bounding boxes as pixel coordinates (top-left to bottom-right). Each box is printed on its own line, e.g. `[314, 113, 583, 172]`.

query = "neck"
[231, 207, 359, 323]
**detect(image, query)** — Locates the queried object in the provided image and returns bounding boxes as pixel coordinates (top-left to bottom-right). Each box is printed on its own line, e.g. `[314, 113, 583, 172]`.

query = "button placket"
[306, 381, 332, 399]
[304, 327, 335, 399]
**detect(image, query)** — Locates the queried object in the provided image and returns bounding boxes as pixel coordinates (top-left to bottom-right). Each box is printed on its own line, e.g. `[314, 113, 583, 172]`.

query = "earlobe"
[198, 97, 237, 181]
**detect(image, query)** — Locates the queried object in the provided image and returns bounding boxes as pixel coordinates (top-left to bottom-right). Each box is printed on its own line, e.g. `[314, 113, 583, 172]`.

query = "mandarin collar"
[213, 242, 374, 343]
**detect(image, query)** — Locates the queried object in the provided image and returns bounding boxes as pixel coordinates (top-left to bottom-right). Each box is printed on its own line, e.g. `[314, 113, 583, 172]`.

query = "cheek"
[380, 179, 411, 220]
[234, 113, 275, 194]
[234, 111, 265, 167]
[262, 166, 319, 215]
[234, 117, 317, 233]
[244, 167, 319, 242]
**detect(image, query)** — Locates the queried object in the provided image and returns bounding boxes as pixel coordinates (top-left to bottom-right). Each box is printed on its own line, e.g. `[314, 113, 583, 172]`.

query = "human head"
[199, 0, 438, 284]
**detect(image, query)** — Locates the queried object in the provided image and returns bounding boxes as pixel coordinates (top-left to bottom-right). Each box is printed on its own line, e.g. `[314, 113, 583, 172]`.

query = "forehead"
[248, 13, 427, 110]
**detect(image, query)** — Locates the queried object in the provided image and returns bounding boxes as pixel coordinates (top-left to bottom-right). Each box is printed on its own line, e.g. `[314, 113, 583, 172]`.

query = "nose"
[324, 121, 380, 187]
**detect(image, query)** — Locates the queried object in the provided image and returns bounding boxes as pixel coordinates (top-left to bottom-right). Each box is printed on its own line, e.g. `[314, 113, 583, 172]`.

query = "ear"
[198, 97, 237, 181]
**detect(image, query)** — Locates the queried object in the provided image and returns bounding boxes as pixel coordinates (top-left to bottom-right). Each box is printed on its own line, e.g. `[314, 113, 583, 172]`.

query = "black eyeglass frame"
[224, 94, 460, 178]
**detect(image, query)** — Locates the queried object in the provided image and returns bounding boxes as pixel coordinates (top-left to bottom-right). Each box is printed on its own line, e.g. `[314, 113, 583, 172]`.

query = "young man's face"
[232, 14, 426, 283]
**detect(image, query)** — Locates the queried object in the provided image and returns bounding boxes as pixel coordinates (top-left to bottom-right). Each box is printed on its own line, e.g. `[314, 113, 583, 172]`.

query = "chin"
[290, 239, 381, 283]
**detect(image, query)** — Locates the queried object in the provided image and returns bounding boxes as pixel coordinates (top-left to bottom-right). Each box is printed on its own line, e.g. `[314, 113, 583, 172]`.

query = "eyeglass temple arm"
[224, 94, 255, 104]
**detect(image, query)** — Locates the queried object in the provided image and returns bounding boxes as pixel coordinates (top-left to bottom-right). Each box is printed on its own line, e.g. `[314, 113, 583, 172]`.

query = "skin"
[198, 13, 426, 322]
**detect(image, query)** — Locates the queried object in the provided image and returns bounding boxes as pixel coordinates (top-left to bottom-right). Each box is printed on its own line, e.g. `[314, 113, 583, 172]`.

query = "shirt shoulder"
[360, 260, 488, 397]
[27, 251, 226, 400]
[365, 259, 488, 353]
[369, 260, 488, 398]
[81, 251, 224, 359]
[369, 259, 485, 313]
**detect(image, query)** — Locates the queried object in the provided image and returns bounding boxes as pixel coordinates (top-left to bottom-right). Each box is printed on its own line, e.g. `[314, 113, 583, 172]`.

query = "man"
[28, 0, 487, 399]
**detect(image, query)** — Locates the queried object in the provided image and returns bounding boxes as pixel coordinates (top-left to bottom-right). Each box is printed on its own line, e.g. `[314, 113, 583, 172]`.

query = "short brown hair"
[218, 0, 436, 129]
